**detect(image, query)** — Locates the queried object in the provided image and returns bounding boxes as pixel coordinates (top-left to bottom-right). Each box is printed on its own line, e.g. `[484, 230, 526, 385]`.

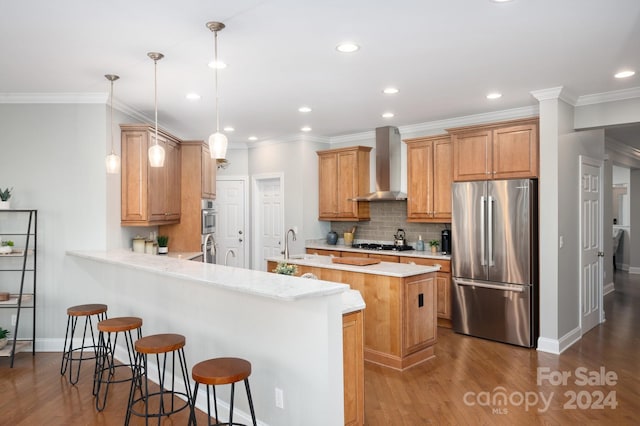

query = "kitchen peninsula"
[66, 250, 362, 426]
[267, 254, 440, 370]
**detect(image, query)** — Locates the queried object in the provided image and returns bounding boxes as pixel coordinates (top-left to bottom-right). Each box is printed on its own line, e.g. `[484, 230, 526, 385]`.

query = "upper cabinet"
[181, 141, 216, 200]
[317, 146, 372, 221]
[449, 117, 539, 181]
[404, 135, 452, 222]
[121, 124, 182, 226]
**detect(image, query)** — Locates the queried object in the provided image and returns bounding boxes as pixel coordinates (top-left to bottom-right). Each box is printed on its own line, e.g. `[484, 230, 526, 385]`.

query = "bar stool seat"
[60, 303, 108, 385]
[93, 316, 143, 411]
[192, 357, 257, 426]
[125, 333, 195, 425]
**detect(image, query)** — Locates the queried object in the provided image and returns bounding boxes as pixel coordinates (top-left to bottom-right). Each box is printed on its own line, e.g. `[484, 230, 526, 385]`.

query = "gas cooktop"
[351, 243, 415, 252]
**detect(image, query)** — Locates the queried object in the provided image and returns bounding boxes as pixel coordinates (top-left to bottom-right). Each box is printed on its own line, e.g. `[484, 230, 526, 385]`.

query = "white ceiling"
[1, 0, 639, 144]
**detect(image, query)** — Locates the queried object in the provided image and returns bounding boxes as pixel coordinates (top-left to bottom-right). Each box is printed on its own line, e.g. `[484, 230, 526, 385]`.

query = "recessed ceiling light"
[336, 43, 360, 53]
[383, 87, 399, 94]
[491, 0, 514, 3]
[614, 70, 635, 79]
[301, 126, 312, 132]
[248, 136, 258, 141]
[382, 112, 395, 118]
[298, 106, 312, 113]
[223, 126, 235, 132]
[486, 92, 502, 100]
[185, 93, 201, 100]
[208, 60, 227, 69]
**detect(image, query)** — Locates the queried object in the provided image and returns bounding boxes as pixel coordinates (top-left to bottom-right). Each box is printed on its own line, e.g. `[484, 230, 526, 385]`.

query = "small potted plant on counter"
[429, 239, 440, 254]
[0, 326, 10, 349]
[0, 187, 12, 209]
[272, 261, 298, 276]
[0, 240, 13, 255]
[157, 235, 169, 254]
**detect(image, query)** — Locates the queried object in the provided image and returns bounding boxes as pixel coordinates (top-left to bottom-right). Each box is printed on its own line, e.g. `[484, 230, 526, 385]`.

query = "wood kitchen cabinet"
[159, 140, 215, 252]
[401, 256, 452, 328]
[121, 124, 181, 226]
[317, 146, 372, 221]
[404, 135, 452, 222]
[449, 117, 539, 181]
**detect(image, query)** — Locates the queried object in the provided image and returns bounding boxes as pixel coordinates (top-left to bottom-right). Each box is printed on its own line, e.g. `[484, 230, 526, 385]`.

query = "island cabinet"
[342, 310, 364, 426]
[121, 124, 182, 226]
[401, 257, 452, 328]
[275, 261, 437, 371]
[317, 146, 372, 221]
[403, 135, 452, 222]
[448, 117, 539, 182]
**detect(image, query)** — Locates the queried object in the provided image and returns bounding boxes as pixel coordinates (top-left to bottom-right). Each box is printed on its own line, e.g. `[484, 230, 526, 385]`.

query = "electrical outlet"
[275, 387, 284, 409]
[11, 314, 17, 326]
[293, 226, 298, 234]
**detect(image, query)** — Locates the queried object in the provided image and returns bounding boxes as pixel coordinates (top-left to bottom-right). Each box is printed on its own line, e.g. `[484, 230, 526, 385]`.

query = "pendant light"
[105, 74, 121, 174]
[206, 21, 228, 161]
[148, 52, 165, 167]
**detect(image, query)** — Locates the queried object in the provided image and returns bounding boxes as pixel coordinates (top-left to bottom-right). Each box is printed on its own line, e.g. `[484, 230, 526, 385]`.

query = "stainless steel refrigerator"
[451, 179, 538, 347]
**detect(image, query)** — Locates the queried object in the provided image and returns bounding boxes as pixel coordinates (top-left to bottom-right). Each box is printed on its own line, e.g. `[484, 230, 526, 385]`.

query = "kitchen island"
[66, 250, 362, 426]
[267, 254, 440, 370]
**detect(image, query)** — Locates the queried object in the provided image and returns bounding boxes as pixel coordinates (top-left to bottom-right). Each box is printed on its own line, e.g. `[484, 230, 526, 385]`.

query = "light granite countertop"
[67, 249, 354, 303]
[267, 254, 440, 277]
[305, 240, 451, 261]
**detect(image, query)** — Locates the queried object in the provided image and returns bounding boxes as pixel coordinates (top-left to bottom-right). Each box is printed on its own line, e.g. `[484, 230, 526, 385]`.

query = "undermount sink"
[289, 254, 318, 260]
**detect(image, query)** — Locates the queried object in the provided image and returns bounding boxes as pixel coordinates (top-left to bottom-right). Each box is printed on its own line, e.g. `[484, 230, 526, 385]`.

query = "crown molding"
[575, 86, 640, 106]
[530, 86, 578, 105]
[112, 99, 152, 123]
[0, 92, 108, 104]
[400, 105, 539, 135]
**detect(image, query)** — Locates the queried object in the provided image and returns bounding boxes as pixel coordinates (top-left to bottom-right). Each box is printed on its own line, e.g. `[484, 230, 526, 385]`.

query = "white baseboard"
[603, 281, 615, 296]
[537, 326, 582, 355]
[628, 266, 640, 274]
[617, 263, 629, 271]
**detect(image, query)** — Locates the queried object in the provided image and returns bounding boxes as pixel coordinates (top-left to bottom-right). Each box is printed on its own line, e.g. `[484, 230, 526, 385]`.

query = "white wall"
[0, 103, 107, 341]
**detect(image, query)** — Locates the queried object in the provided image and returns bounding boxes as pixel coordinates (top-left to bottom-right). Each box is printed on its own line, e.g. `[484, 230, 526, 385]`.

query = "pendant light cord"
[214, 29, 220, 132]
[109, 79, 115, 154]
[154, 58, 159, 145]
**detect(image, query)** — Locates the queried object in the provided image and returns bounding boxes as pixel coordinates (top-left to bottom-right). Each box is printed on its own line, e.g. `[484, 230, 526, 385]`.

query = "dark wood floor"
[1, 272, 638, 425]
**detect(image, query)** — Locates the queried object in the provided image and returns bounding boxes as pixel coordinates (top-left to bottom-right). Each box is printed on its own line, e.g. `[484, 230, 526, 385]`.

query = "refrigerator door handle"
[480, 195, 486, 266]
[488, 195, 494, 266]
[454, 278, 525, 293]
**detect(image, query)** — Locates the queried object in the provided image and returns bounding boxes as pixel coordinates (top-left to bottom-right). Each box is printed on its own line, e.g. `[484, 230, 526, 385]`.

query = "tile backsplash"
[330, 201, 449, 244]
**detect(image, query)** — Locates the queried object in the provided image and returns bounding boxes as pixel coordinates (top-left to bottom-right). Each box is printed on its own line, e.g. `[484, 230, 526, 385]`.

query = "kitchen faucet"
[282, 228, 297, 259]
[224, 249, 236, 266]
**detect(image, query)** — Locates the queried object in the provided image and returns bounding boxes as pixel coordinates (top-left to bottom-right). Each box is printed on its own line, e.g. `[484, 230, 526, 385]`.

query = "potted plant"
[0, 240, 13, 255]
[157, 235, 169, 254]
[0, 187, 12, 209]
[429, 239, 440, 253]
[272, 261, 298, 276]
[0, 326, 10, 350]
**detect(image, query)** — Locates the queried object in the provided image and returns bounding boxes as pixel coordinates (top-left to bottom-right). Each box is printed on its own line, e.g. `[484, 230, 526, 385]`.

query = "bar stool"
[93, 316, 143, 411]
[192, 357, 257, 426]
[60, 303, 108, 385]
[125, 333, 195, 425]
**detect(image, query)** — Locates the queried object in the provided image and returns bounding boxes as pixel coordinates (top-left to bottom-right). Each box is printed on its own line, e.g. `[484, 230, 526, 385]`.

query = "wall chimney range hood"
[353, 126, 407, 201]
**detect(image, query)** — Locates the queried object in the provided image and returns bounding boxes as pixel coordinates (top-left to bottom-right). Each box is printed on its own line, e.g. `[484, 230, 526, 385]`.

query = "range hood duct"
[354, 126, 407, 201]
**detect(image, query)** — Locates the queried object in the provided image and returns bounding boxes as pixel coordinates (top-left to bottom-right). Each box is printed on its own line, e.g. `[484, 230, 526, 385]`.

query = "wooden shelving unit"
[0, 209, 37, 367]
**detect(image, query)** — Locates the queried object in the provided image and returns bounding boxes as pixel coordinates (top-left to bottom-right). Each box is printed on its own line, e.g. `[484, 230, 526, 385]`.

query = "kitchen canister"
[327, 231, 338, 245]
[132, 236, 146, 253]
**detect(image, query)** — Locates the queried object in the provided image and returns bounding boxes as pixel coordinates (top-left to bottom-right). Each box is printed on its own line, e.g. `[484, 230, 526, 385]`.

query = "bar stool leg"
[245, 378, 257, 426]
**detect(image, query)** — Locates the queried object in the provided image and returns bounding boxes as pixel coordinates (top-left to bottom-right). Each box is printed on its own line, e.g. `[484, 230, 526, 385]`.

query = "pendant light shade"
[209, 132, 228, 159]
[148, 52, 165, 167]
[206, 21, 228, 161]
[105, 74, 121, 174]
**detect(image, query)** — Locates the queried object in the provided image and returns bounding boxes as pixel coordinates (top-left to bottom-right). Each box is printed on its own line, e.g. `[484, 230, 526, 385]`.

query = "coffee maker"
[441, 229, 451, 255]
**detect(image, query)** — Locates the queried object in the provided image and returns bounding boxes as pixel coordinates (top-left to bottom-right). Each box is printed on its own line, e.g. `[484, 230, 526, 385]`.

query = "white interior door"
[215, 178, 248, 267]
[252, 175, 284, 271]
[579, 156, 604, 334]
